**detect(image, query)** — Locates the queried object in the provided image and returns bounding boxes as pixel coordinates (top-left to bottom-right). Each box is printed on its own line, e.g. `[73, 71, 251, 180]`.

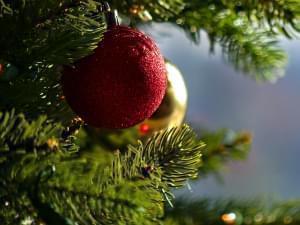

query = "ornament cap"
[102, 1, 120, 27]
[106, 9, 120, 27]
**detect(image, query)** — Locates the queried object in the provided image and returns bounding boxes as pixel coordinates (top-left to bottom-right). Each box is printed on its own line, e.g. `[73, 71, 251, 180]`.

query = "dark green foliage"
[0, 0, 105, 122]
[0, 0, 105, 67]
[83, 126, 140, 153]
[0, 109, 78, 165]
[0, 67, 75, 125]
[177, 10, 286, 82]
[0, 109, 78, 224]
[0, 190, 40, 225]
[137, 125, 204, 188]
[110, 0, 185, 21]
[111, 0, 300, 82]
[229, 0, 300, 38]
[111, 0, 300, 37]
[164, 1, 289, 82]
[34, 155, 164, 225]
[0, 111, 204, 225]
[165, 198, 300, 225]
[199, 129, 252, 177]
[1, 1, 300, 225]
[1, 0, 300, 123]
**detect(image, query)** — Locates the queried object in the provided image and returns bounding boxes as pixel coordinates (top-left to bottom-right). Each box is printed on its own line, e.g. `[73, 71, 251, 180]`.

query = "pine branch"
[83, 126, 140, 152]
[110, 0, 295, 82]
[34, 156, 164, 225]
[0, 68, 75, 124]
[0, 189, 39, 225]
[0, 0, 105, 70]
[199, 129, 252, 177]
[126, 125, 204, 188]
[0, 109, 78, 224]
[167, 5, 287, 82]
[217, 19, 287, 82]
[0, 1, 106, 122]
[0, 0, 12, 16]
[0, 109, 78, 165]
[1, 128, 157, 224]
[117, 0, 300, 38]
[36, 125, 203, 224]
[0, 123, 203, 225]
[165, 198, 300, 225]
[227, 0, 300, 38]
[109, 0, 185, 21]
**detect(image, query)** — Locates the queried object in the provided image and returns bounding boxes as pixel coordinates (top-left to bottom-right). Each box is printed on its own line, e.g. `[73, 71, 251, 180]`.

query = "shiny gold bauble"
[137, 61, 188, 136]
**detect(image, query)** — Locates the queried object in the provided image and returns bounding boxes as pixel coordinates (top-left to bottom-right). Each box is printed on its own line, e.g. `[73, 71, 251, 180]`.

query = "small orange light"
[47, 138, 59, 150]
[221, 213, 236, 224]
[139, 123, 150, 134]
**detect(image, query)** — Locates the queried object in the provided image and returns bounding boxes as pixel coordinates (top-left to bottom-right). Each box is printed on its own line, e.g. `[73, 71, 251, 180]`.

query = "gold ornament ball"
[137, 61, 188, 136]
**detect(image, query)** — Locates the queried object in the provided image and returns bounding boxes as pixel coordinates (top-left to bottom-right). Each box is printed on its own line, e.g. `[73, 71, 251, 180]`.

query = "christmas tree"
[1, 1, 300, 225]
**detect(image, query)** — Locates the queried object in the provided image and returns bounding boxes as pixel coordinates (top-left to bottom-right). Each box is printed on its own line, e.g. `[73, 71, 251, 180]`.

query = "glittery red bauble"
[62, 26, 167, 129]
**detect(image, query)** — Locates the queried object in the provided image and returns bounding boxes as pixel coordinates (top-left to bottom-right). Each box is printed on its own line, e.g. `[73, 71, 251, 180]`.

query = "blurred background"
[142, 23, 300, 200]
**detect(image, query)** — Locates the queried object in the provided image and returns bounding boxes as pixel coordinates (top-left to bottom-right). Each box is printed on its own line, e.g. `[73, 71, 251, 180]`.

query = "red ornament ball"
[62, 26, 167, 129]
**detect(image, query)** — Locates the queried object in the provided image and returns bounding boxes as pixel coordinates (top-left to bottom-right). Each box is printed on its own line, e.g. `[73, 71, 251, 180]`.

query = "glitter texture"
[62, 26, 167, 129]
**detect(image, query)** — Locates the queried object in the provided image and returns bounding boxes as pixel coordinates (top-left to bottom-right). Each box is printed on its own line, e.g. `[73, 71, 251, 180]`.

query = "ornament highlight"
[62, 26, 167, 129]
[137, 61, 188, 136]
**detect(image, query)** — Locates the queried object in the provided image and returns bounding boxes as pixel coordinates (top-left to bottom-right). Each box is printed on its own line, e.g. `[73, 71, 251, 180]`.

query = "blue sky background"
[141, 23, 300, 200]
